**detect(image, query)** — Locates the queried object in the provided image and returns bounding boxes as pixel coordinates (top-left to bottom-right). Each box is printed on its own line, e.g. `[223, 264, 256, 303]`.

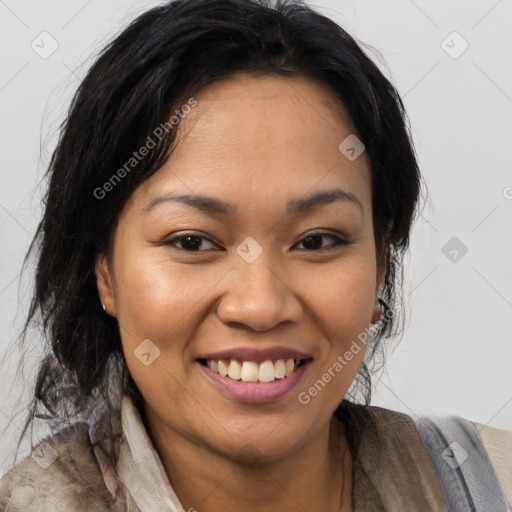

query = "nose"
[216, 256, 303, 332]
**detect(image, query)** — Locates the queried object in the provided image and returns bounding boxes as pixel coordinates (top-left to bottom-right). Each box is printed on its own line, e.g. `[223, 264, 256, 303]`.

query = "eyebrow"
[288, 188, 363, 217]
[144, 187, 364, 217]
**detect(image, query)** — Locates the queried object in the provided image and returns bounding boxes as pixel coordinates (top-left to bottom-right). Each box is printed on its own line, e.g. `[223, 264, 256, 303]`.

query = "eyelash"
[163, 231, 350, 253]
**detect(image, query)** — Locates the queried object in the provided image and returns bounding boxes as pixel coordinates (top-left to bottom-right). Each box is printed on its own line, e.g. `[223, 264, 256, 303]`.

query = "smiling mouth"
[197, 358, 312, 383]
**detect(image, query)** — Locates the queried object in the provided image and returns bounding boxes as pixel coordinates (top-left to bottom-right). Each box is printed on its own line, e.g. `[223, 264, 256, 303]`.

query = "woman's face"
[96, 72, 385, 460]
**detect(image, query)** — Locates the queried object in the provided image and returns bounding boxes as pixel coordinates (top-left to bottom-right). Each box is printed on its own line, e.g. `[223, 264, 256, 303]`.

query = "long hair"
[14, 0, 423, 468]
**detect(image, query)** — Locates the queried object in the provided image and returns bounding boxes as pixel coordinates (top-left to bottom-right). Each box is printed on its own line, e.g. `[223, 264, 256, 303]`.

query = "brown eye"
[295, 233, 349, 251]
[165, 233, 218, 251]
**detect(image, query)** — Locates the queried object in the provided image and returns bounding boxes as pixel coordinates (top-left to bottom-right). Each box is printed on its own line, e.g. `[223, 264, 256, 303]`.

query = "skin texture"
[96, 72, 387, 512]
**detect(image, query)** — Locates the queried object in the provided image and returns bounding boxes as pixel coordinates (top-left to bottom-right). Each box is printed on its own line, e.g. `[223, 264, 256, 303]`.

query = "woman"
[1, 0, 510, 510]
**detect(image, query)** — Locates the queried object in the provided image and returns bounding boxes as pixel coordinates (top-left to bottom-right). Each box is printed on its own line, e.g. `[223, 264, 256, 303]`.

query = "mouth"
[197, 357, 313, 383]
[196, 351, 314, 403]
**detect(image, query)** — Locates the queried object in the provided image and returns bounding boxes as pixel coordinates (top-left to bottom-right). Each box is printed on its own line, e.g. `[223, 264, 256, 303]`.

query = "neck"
[144, 412, 353, 512]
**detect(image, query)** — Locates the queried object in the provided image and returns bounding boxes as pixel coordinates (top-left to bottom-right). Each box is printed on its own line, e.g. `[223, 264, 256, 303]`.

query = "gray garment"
[414, 415, 510, 512]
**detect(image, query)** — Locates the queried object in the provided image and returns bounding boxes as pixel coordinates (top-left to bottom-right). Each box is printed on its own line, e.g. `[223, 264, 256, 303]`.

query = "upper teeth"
[207, 358, 299, 382]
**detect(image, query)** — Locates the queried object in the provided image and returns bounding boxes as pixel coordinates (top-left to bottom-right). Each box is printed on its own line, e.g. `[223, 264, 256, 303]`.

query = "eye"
[294, 232, 349, 251]
[164, 232, 220, 252]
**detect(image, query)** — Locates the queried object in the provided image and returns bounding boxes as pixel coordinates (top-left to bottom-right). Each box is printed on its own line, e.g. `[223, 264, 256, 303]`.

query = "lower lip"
[198, 360, 312, 403]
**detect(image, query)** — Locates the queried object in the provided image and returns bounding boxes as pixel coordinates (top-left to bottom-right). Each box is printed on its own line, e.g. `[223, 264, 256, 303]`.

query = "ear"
[371, 224, 392, 324]
[375, 221, 393, 294]
[95, 254, 117, 317]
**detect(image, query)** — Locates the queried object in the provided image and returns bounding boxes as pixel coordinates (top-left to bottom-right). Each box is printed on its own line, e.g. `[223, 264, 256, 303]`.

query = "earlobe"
[95, 254, 116, 317]
[372, 270, 386, 325]
[371, 298, 381, 324]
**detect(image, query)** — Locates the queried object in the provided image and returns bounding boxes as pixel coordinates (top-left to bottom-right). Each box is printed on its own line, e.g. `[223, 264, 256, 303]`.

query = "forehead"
[132, 72, 371, 217]
[175, 71, 359, 151]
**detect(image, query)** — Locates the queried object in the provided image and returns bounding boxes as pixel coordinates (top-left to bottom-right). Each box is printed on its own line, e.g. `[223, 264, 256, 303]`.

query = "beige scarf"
[0, 395, 454, 511]
[112, 396, 448, 510]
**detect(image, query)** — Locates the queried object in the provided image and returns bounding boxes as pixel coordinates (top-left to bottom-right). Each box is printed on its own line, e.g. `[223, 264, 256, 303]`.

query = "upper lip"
[198, 346, 313, 364]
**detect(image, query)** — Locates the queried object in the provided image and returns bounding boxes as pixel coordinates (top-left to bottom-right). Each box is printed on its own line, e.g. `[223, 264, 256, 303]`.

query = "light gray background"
[1, 0, 511, 472]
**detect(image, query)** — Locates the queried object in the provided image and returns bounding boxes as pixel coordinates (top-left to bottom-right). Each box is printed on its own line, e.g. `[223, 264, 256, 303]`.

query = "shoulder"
[337, 402, 449, 508]
[336, 400, 424, 442]
[339, 402, 512, 509]
[471, 421, 512, 507]
[408, 410, 511, 510]
[0, 422, 117, 511]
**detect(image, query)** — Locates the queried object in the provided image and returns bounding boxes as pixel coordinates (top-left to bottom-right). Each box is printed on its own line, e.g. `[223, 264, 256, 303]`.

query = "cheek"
[115, 266, 181, 336]
[113, 255, 202, 334]
[298, 259, 376, 395]
[300, 256, 377, 332]
[112, 254, 227, 371]
[114, 263, 204, 409]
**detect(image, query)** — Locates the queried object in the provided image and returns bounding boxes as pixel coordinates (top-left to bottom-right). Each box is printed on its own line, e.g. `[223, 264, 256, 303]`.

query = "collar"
[115, 394, 186, 511]
[90, 394, 447, 511]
